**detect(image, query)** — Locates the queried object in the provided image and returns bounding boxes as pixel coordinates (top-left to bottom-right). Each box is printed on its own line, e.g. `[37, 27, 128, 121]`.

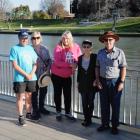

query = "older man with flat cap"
[94, 31, 127, 134]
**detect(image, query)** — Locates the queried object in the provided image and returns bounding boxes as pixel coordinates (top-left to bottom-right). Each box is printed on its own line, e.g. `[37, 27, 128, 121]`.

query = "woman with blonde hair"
[51, 31, 82, 121]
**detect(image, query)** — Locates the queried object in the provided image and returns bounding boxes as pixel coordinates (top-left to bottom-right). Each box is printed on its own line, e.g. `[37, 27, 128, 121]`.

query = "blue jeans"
[99, 77, 122, 127]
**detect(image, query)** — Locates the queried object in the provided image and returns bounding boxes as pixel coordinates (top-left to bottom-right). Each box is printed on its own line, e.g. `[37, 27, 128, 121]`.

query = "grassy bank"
[0, 17, 140, 33]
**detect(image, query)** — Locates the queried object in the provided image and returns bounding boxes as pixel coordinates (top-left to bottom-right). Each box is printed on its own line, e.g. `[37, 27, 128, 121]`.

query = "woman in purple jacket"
[31, 32, 51, 120]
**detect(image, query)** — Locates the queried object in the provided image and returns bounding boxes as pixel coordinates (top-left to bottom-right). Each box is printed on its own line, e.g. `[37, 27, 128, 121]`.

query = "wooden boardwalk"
[0, 98, 140, 140]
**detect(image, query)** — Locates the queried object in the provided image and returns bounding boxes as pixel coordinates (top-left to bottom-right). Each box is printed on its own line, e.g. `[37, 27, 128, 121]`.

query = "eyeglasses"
[32, 37, 40, 40]
[104, 38, 114, 42]
[83, 45, 91, 48]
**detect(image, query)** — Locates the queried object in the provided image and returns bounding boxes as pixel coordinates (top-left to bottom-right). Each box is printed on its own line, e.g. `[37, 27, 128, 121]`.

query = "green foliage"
[41, 0, 69, 19]
[72, 0, 79, 15]
[11, 5, 31, 19]
[32, 11, 50, 19]
[0, 17, 140, 33]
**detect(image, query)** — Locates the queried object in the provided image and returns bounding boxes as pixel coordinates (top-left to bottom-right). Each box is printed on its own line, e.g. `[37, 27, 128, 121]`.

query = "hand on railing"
[70, 63, 77, 74]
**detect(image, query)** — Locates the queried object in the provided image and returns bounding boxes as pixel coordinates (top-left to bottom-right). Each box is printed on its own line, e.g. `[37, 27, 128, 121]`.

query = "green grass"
[0, 17, 140, 33]
[114, 17, 140, 32]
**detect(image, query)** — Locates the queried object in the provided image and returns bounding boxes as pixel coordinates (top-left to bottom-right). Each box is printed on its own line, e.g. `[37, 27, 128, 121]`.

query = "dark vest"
[77, 53, 97, 93]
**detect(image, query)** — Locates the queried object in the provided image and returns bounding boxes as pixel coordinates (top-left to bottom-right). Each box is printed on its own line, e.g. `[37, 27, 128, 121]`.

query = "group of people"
[9, 29, 127, 135]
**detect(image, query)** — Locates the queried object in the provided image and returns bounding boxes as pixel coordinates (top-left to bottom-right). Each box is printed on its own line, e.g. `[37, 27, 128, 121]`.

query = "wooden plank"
[0, 99, 140, 140]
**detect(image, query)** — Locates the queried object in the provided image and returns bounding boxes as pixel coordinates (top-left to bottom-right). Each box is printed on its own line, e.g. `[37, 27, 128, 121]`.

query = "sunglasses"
[32, 37, 40, 40]
[83, 45, 91, 48]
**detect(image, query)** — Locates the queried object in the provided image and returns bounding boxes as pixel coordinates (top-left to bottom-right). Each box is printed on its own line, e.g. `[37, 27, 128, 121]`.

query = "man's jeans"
[99, 77, 122, 127]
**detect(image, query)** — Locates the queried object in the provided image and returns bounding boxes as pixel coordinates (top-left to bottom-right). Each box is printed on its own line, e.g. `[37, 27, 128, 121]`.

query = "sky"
[9, 0, 71, 12]
[9, 0, 41, 11]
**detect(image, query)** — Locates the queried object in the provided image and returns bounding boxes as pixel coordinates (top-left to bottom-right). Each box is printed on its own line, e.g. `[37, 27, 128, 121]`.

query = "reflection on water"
[0, 34, 140, 70]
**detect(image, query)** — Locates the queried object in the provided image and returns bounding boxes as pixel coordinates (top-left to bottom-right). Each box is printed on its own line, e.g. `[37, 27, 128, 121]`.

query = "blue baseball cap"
[18, 30, 29, 38]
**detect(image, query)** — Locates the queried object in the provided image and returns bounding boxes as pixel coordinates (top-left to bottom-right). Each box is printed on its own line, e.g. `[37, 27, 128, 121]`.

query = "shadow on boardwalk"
[0, 99, 140, 140]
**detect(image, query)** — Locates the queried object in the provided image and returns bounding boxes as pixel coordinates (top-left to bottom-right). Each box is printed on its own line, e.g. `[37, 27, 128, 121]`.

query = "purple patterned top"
[34, 44, 51, 78]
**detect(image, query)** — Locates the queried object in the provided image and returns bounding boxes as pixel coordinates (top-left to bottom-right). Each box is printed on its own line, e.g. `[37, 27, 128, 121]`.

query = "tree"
[78, 0, 91, 17]
[40, 0, 69, 18]
[72, 0, 79, 16]
[129, 0, 140, 16]
[32, 10, 50, 19]
[11, 5, 31, 19]
[0, 0, 11, 20]
[76, 0, 97, 18]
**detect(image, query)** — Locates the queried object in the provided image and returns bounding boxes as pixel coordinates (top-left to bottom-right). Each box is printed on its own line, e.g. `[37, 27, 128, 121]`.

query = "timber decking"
[0, 99, 140, 140]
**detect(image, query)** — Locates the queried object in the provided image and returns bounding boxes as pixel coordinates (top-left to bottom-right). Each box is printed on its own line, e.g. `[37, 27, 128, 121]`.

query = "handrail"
[0, 54, 9, 57]
[1, 53, 140, 72]
[0, 55, 140, 128]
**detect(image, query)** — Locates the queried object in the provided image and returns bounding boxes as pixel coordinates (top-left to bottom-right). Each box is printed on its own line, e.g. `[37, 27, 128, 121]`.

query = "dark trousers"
[80, 91, 96, 122]
[100, 77, 122, 127]
[51, 74, 72, 114]
[32, 82, 48, 112]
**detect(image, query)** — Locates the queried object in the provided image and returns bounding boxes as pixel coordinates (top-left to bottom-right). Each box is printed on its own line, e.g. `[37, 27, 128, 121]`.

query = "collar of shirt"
[104, 46, 116, 53]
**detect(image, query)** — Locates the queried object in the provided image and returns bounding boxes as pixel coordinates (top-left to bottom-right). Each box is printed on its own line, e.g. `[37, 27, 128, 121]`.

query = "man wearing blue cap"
[9, 30, 38, 126]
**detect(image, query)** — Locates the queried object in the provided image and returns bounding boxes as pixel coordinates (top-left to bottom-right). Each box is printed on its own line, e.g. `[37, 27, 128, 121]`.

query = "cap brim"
[19, 35, 28, 38]
[82, 40, 92, 46]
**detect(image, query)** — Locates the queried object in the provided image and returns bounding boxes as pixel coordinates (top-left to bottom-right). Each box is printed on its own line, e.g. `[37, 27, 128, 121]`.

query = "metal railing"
[0, 54, 140, 128]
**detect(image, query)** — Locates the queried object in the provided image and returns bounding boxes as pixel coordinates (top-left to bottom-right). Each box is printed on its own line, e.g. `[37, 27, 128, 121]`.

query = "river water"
[0, 34, 140, 70]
